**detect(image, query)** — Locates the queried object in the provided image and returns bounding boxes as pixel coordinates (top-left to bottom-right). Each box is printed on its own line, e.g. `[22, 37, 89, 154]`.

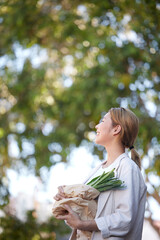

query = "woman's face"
[95, 112, 114, 147]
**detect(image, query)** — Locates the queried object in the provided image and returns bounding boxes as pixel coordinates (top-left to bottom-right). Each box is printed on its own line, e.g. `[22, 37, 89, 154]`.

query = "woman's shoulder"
[121, 153, 138, 167]
[118, 153, 141, 175]
[119, 154, 146, 188]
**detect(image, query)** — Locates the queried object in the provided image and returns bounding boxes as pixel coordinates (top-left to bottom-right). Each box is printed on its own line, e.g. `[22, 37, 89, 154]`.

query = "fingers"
[55, 205, 73, 219]
[53, 185, 66, 201]
[63, 205, 80, 220]
[56, 214, 68, 220]
[55, 205, 70, 220]
[54, 193, 65, 201]
[64, 204, 73, 213]
[55, 205, 81, 229]
[58, 185, 65, 193]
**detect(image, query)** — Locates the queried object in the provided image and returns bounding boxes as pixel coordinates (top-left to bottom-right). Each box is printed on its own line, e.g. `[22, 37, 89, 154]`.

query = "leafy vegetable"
[87, 168, 125, 192]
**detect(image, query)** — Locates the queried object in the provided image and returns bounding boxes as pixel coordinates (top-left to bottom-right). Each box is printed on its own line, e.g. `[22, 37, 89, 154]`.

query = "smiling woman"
[95, 112, 114, 148]
[53, 107, 147, 240]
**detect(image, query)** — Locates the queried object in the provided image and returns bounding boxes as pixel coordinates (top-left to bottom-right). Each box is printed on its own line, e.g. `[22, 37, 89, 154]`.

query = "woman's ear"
[113, 125, 121, 136]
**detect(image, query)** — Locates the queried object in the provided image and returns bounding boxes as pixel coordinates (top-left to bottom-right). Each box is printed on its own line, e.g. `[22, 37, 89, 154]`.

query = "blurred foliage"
[0, 210, 71, 239]
[0, 0, 160, 237]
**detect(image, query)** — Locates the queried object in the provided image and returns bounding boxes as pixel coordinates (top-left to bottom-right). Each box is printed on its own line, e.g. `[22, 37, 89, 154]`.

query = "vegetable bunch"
[87, 168, 125, 192]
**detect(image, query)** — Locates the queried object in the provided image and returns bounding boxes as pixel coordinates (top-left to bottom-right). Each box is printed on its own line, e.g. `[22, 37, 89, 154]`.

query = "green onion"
[87, 168, 125, 192]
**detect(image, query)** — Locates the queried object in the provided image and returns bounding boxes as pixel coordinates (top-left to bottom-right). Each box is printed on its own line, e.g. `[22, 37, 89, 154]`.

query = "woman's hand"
[53, 185, 66, 201]
[56, 205, 99, 231]
[56, 204, 81, 229]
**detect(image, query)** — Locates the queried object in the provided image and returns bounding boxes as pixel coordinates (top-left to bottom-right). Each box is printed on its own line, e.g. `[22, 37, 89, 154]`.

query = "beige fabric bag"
[52, 184, 100, 240]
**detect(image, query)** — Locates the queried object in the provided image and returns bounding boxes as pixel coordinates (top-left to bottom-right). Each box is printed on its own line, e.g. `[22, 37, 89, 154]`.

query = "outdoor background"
[0, 0, 160, 239]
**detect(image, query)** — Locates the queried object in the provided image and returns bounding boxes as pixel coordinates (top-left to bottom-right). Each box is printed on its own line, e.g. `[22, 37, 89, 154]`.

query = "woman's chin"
[95, 137, 100, 145]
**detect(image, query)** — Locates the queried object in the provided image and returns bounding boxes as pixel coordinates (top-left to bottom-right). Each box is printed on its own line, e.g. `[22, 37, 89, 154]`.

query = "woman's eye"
[99, 119, 104, 123]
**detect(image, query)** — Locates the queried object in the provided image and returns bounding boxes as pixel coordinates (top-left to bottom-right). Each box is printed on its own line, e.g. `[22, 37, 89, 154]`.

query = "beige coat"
[70, 153, 147, 240]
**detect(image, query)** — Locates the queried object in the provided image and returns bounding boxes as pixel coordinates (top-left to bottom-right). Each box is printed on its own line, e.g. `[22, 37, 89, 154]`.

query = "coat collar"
[83, 153, 127, 184]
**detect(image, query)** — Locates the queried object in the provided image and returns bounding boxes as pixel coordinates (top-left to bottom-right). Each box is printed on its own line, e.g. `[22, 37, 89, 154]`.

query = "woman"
[54, 107, 147, 240]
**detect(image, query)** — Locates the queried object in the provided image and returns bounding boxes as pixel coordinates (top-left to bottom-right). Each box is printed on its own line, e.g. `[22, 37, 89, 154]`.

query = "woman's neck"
[103, 144, 125, 168]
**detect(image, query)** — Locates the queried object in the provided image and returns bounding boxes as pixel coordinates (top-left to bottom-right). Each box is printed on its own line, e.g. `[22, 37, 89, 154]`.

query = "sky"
[7, 146, 99, 200]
